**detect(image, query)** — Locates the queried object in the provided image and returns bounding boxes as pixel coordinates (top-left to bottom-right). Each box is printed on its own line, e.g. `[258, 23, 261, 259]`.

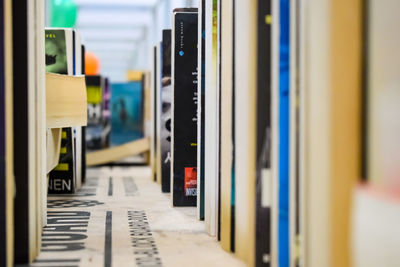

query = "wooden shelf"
[46, 72, 87, 128]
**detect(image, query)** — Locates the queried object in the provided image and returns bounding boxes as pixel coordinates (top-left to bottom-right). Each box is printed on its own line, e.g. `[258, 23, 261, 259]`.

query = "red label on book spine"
[184, 167, 197, 196]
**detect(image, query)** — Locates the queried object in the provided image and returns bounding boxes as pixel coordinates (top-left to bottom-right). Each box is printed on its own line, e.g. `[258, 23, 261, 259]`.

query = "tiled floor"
[29, 166, 245, 267]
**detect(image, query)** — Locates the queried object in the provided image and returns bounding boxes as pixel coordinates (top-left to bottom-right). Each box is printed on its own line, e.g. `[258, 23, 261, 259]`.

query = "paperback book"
[255, 0, 273, 266]
[171, 9, 198, 206]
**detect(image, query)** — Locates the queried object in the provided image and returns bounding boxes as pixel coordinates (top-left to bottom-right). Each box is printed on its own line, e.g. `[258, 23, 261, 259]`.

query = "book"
[161, 30, 172, 193]
[233, 0, 258, 264]
[13, 1, 47, 261]
[171, 9, 198, 207]
[151, 45, 160, 182]
[48, 128, 76, 193]
[197, 0, 206, 220]
[255, 0, 273, 266]
[219, 0, 234, 252]
[85, 75, 111, 151]
[81, 44, 87, 184]
[0, 1, 6, 264]
[86, 75, 104, 126]
[156, 42, 162, 184]
[277, 0, 290, 265]
[204, 0, 219, 236]
[73, 30, 83, 190]
[110, 82, 144, 146]
[46, 28, 78, 194]
[289, 1, 301, 265]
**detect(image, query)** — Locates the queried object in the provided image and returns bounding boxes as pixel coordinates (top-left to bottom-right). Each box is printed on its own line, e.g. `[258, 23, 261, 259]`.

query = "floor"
[30, 166, 245, 267]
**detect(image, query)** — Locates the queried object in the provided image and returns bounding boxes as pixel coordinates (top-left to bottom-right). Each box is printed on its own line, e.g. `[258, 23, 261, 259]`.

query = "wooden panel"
[46, 73, 88, 128]
[86, 138, 150, 166]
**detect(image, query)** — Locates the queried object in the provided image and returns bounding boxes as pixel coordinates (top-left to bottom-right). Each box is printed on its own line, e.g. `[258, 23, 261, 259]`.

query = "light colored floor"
[31, 166, 245, 267]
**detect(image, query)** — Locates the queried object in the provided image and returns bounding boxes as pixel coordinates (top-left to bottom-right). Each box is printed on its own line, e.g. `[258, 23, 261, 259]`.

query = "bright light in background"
[75, 0, 158, 7]
[80, 28, 145, 42]
[69, 0, 198, 81]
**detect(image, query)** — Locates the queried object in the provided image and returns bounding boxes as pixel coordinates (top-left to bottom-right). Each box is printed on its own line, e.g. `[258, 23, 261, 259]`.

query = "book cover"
[86, 75, 103, 126]
[171, 10, 198, 206]
[86, 75, 112, 151]
[45, 29, 68, 74]
[110, 82, 144, 146]
[48, 128, 75, 193]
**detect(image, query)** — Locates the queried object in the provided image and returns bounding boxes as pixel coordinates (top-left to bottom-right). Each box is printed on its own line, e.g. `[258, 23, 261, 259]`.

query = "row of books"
[149, 1, 400, 267]
[151, 9, 198, 205]
[148, 2, 289, 266]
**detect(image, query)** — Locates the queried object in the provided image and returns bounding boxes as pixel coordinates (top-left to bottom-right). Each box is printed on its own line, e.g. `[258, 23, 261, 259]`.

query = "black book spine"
[172, 12, 198, 206]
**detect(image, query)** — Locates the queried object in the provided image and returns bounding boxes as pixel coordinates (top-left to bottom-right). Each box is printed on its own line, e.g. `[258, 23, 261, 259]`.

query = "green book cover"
[45, 30, 67, 74]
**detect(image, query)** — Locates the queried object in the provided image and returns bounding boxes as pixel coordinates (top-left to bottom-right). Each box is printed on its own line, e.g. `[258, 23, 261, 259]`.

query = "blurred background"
[46, 0, 198, 81]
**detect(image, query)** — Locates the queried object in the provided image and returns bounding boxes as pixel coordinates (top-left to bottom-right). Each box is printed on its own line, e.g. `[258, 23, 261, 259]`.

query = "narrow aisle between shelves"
[24, 166, 245, 267]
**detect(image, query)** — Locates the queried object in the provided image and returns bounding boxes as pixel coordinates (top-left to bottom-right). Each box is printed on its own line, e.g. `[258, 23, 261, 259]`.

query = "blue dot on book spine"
[179, 51, 184, 56]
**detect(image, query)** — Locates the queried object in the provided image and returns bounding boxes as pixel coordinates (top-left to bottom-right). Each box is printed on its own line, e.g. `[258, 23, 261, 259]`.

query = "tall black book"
[197, 0, 206, 220]
[255, 1, 272, 266]
[171, 9, 198, 206]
